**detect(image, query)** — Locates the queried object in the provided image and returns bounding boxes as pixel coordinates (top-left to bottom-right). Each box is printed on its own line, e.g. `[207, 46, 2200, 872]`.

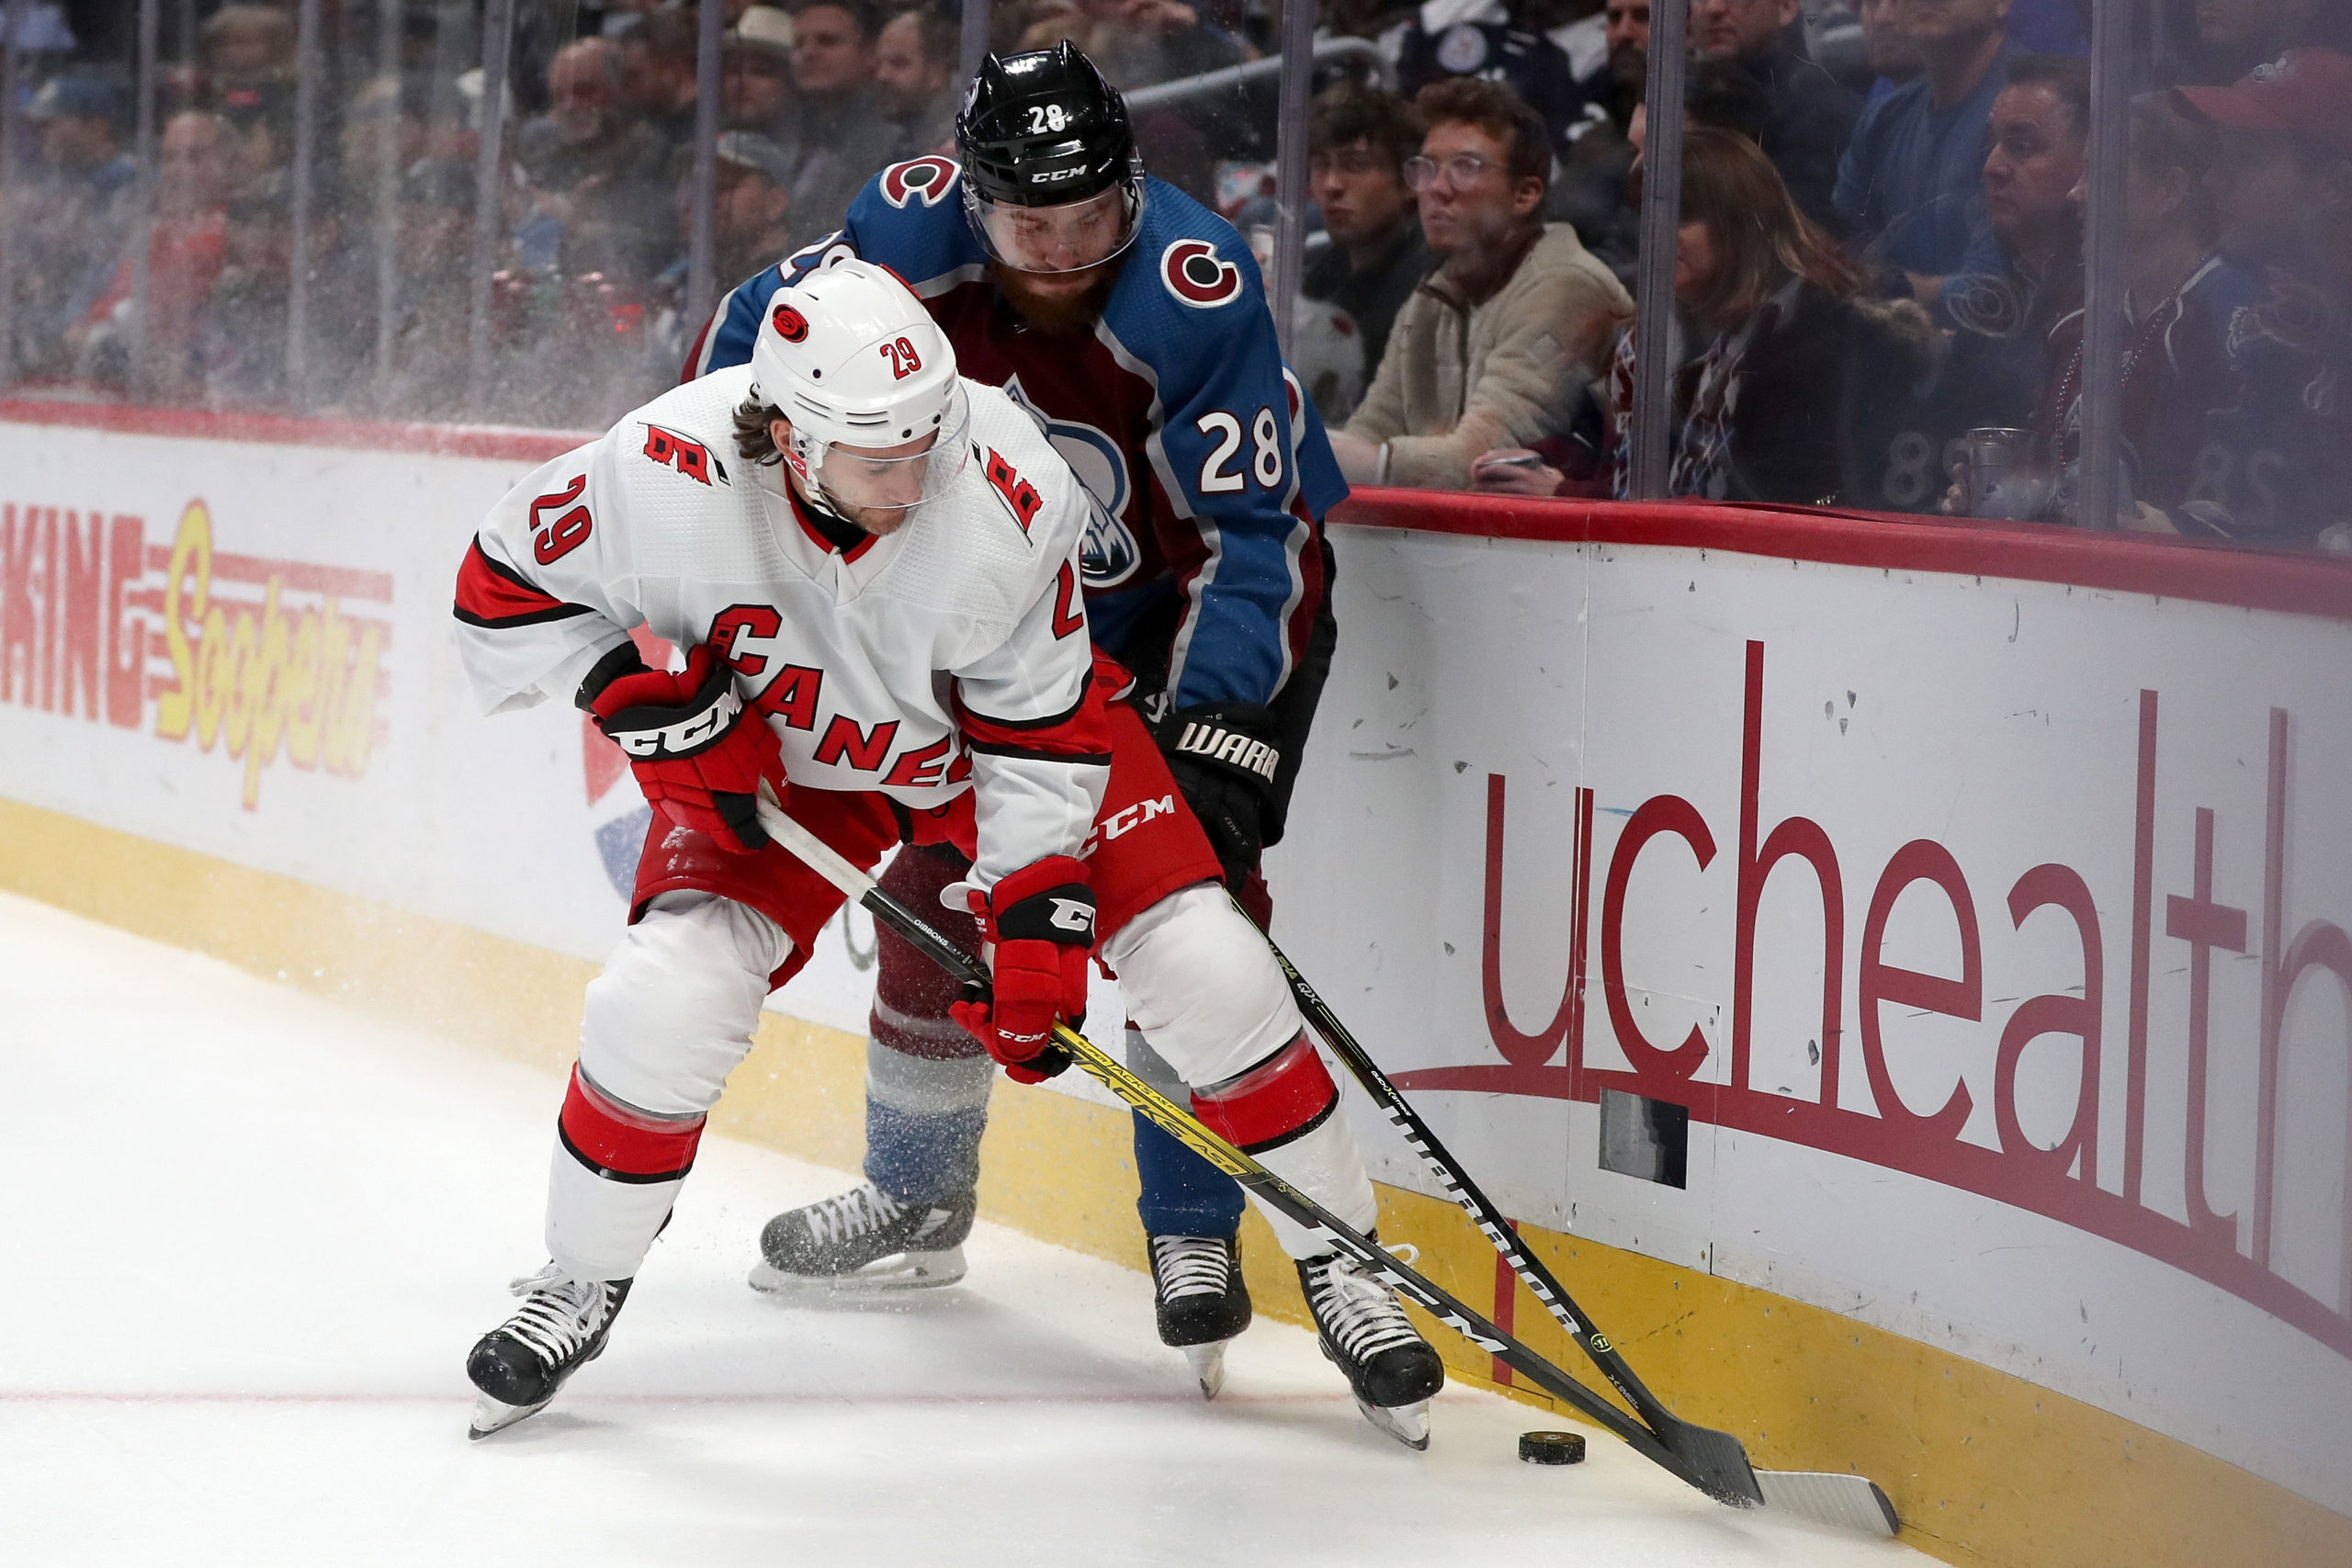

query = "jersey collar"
[790, 484, 880, 562]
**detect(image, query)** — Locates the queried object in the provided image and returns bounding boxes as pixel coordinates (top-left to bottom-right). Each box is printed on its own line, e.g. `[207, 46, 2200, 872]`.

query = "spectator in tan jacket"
[1329, 78, 1632, 491]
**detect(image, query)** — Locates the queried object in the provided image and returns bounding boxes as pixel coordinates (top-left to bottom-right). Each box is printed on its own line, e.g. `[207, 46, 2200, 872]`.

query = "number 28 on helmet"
[955, 41, 1146, 276]
[749, 258, 970, 518]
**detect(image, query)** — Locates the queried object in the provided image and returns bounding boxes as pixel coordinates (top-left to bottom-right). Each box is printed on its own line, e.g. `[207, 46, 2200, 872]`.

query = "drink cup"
[1964, 428, 2052, 521]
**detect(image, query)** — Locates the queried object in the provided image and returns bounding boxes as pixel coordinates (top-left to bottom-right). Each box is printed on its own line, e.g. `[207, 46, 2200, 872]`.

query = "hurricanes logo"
[1160, 240, 1243, 310]
[882, 156, 958, 209]
[770, 304, 809, 343]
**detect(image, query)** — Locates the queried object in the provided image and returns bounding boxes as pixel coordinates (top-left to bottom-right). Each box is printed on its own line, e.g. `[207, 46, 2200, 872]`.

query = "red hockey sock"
[1191, 1033, 1339, 1155]
[557, 1065, 707, 1182]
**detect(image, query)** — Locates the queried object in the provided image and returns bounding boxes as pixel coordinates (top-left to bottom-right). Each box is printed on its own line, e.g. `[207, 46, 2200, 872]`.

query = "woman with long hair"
[1477, 126, 1931, 506]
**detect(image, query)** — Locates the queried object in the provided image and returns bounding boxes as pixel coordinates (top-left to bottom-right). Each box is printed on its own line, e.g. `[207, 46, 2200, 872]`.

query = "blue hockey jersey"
[688, 160, 1348, 713]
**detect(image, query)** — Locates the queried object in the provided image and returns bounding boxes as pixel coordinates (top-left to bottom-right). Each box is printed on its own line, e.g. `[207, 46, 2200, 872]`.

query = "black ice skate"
[1148, 1233, 1251, 1399]
[750, 1180, 977, 1294]
[466, 1263, 631, 1439]
[1297, 1244, 1447, 1450]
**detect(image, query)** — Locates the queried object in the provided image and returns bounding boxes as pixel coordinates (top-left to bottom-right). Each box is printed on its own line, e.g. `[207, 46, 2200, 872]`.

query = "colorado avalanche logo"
[882, 157, 959, 209]
[1003, 374, 1140, 587]
[770, 303, 809, 343]
[1160, 240, 1243, 310]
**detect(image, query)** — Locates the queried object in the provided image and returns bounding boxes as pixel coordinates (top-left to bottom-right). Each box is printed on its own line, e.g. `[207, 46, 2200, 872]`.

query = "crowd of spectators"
[1, 0, 2346, 545]
[1312, 0, 2350, 546]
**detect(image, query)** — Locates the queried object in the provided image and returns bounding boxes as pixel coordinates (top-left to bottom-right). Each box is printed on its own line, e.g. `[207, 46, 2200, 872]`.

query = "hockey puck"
[1519, 1430, 1588, 1465]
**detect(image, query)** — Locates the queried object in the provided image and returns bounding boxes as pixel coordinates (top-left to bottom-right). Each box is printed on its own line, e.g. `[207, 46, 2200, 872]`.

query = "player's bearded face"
[976, 186, 1135, 327]
[988, 257, 1117, 333]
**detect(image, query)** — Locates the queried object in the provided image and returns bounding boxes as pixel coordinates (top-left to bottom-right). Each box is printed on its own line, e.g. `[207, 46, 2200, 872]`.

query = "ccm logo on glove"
[607, 682, 745, 759]
[588, 643, 781, 854]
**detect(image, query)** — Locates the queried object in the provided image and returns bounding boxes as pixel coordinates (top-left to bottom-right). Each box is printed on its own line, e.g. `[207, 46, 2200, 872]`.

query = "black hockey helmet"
[956, 41, 1140, 207]
[956, 42, 1147, 274]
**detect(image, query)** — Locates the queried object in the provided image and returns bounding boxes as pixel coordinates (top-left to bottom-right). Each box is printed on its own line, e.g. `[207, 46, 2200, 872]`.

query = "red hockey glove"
[948, 855, 1093, 1083]
[589, 643, 780, 853]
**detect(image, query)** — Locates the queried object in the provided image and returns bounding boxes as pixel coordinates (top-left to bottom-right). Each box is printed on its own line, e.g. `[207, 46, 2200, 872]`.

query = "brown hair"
[1414, 76, 1550, 188]
[2129, 91, 2219, 247]
[1675, 126, 1860, 331]
[891, 5, 961, 67]
[1310, 84, 1424, 172]
[734, 393, 786, 467]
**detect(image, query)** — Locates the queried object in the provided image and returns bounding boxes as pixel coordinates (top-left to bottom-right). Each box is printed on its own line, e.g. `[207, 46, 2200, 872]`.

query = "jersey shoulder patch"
[880, 156, 960, 209]
[1159, 237, 1246, 310]
[641, 422, 729, 487]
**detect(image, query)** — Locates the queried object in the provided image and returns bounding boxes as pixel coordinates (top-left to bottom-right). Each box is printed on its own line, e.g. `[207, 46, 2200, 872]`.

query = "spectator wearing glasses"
[1834, 0, 2018, 305]
[1476, 128, 1930, 505]
[1303, 86, 1435, 379]
[1329, 78, 1632, 491]
[1689, 0, 1862, 231]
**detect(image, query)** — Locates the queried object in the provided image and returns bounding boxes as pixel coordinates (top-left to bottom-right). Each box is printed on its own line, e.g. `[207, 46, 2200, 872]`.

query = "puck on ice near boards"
[1519, 1430, 1588, 1465]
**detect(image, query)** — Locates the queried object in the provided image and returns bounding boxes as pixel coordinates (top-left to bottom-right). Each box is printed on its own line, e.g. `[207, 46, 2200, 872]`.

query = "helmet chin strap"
[773, 426, 872, 549]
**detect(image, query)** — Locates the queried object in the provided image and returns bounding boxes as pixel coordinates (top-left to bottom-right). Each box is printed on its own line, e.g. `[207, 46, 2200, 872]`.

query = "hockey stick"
[1253, 917, 1900, 1539]
[749, 791, 1740, 1501]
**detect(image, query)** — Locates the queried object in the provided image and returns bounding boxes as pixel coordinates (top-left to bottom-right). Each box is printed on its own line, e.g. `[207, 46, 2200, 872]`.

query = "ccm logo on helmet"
[882, 156, 958, 209]
[770, 304, 809, 343]
[1159, 240, 1243, 310]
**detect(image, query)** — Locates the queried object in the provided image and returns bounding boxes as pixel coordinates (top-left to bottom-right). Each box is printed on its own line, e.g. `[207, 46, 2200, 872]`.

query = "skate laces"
[1304, 1250, 1423, 1362]
[1149, 1235, 1234, 1301]
[500, 1264, 613, 1365]
[801, 1183, 908, 1247]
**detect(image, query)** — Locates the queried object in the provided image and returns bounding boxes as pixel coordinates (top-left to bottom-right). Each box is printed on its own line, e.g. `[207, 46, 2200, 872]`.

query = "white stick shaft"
[752, 788, 873, 900]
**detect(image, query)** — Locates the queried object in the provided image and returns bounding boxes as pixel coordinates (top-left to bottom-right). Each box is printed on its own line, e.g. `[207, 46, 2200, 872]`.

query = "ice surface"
[0, 891, 1921, 1565]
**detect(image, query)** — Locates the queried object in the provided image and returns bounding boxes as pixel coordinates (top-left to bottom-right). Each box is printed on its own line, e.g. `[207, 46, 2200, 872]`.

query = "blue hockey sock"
[865, 1100, 987, 1205]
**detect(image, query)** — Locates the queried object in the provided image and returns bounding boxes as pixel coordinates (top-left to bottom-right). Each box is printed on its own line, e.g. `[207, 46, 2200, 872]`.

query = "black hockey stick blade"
[1260, 923, 1900, 1538]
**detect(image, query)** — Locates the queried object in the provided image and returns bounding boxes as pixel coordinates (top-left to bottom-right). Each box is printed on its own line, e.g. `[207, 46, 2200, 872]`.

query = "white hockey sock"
[1245, 1111, 1380, 1260]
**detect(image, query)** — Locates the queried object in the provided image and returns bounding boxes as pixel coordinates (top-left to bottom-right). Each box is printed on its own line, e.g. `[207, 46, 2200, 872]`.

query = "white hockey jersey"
[454, 365, 1109, 888]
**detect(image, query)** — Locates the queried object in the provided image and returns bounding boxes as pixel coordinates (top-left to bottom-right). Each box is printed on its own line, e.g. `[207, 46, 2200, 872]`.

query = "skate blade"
[747, 1245, 967, 1297]
[468, 1391, 550, 1440]
[1354, 1396, 1430, 1451]
[1182, 1340, 1229, 1400]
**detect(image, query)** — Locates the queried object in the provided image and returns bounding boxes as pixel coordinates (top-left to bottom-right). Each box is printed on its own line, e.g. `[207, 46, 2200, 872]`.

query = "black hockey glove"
[1160, 702, 1281, 893]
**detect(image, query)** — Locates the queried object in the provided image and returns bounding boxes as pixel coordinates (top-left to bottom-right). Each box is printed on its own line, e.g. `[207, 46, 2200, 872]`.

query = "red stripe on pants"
[1191, 1035, 1337, 1153]
[560, 1065, 706, 1179]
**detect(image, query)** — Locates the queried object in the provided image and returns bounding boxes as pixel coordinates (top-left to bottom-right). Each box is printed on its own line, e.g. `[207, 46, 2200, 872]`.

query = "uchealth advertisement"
[1266, 525, 2352, 1516]
[3, 415, 2346, 1513]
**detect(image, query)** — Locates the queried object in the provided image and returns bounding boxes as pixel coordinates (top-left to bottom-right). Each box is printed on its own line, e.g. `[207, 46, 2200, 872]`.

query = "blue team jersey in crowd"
[688, 159, 1348, 713]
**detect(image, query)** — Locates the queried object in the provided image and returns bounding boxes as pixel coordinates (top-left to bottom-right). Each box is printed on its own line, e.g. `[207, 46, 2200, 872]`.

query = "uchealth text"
[1415, 639, 2351, 1365]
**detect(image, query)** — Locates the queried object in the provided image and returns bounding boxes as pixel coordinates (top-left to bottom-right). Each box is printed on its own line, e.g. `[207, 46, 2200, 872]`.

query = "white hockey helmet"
[748, 258, 969, 516]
